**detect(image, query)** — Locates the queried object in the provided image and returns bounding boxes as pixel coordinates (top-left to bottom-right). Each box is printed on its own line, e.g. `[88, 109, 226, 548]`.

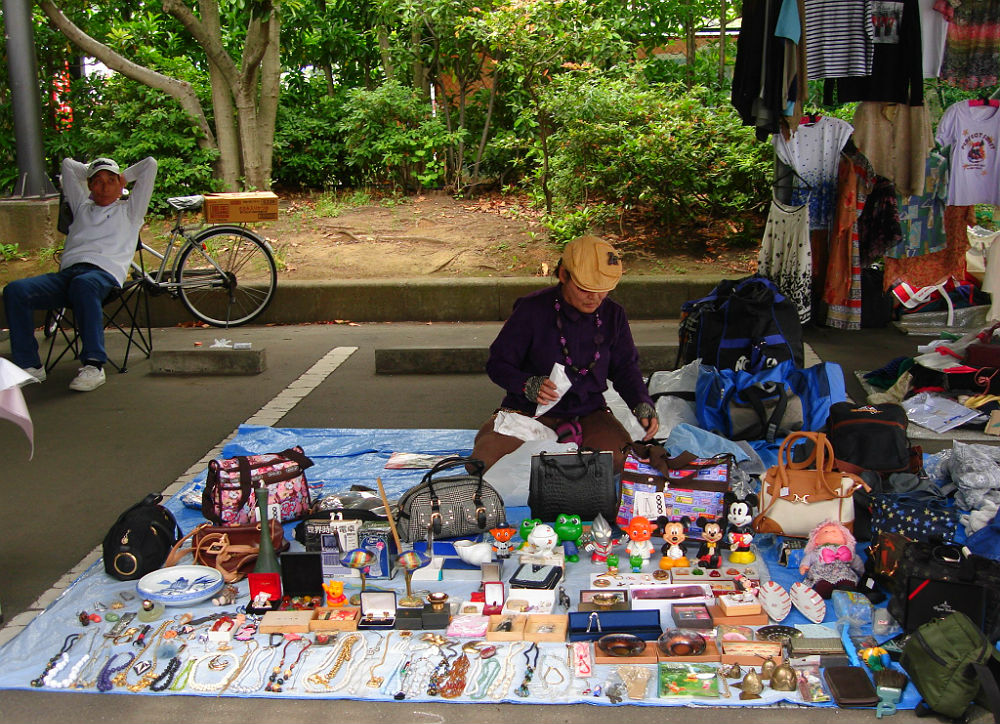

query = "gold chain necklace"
[365, 632, 393, 688]
[114, 620, 172, 691]
[307, 634, 360, 690]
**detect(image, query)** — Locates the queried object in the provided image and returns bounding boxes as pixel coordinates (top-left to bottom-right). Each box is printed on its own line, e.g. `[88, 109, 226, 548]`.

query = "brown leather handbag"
[164, 520, 289, 583]
[753, 431, 868, 537]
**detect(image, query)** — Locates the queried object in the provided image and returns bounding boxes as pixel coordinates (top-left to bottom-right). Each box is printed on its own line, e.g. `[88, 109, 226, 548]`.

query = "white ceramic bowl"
[137, 565, 225, 607]
[454, 540, 493, 566]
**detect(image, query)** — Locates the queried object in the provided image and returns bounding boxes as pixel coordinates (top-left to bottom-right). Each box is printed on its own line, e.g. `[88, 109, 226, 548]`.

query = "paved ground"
[0, 313, 976, 723]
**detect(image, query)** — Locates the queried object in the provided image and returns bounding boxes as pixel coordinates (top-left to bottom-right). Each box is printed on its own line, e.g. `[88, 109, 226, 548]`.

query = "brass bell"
[759, 656, 776, 680]
[738, 669, 763, 700]
[769, 661, 798, 691]
[721, 662, 742, 679]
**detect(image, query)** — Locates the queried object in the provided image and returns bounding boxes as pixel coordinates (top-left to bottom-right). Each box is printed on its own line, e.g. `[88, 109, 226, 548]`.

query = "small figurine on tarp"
[517, 518, 541, 550]
[657, 517, 691, 570]
[695, 518, 724, 569]
[799, 519, 864, 599]
[322, 580, 348, 607]
[554, 514, 583, 562]
[489, 527, 517, 559]
[624, 516, 656, 572]
[583, 513, 618, 564]
[525, 522, 559, 557]
[721, 492, 758, 564]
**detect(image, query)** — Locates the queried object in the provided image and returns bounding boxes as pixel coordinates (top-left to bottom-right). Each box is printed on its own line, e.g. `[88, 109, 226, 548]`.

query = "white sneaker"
[23, 366, 46, 383]
[69, 365, 106, 392]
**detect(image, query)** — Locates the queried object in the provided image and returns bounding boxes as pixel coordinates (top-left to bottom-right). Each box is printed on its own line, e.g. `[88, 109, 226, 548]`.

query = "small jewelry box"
[358, 591, 397, 629]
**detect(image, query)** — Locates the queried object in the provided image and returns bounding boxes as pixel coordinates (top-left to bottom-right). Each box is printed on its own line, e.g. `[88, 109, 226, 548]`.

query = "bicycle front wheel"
[176, 226, 277, 327]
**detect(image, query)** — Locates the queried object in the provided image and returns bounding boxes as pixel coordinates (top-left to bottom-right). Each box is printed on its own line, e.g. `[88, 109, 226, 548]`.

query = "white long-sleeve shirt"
[59, 156, 158, 285]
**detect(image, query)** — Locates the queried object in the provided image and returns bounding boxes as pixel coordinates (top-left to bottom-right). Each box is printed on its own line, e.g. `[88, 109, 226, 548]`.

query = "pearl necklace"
[487, 642, 526, 700]
[31, 633, 82, 688]
[467, 656, 501, 700]
[228, 646, 278, 694]
[187, 653, 238, 692]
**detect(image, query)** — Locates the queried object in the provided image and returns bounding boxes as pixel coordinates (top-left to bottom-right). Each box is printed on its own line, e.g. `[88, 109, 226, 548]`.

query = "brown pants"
[471, 408, 631, 473]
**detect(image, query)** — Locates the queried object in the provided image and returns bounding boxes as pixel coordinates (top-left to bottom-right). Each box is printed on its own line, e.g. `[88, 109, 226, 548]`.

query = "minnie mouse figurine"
[799, 519, 864, 599]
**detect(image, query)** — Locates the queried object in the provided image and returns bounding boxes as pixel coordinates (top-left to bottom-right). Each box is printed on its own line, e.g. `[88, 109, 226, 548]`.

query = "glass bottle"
[248, 486, 282, 608]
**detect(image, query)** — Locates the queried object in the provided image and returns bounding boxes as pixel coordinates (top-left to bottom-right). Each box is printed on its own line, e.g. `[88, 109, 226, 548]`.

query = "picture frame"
[579, 589, 630, 605]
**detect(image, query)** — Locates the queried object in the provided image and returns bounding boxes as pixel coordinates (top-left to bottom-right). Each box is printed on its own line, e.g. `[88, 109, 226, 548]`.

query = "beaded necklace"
[96, 652, 136, 692]
[218, 641, 260, 695]
[31, 633, 82, 688]
[44, 632, 97, 689]
[467, 656, 500, 700]
[514, 643, 540, 697]
[187, 653, 238, 692]
[398, 657, 434, 700]
[487, 642, 525, 700]
[265, 638, 311, 693]
[169, 658, 195, 692]
[437, 652, 471, 699]
[554, 298, 604, 376]
[228, 645, 278, 694]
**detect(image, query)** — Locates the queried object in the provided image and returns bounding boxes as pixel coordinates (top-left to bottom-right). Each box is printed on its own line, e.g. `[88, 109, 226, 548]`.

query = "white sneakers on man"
[69, 365, 106, 392]
[23, 366, 46, 383]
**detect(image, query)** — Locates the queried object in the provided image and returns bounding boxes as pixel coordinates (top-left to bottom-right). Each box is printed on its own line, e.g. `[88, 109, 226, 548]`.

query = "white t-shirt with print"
[936, 102, 1000, 206]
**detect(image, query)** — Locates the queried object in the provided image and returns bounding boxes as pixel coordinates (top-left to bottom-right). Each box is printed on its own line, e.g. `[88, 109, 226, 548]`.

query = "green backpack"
[901, 612, 1000, 722]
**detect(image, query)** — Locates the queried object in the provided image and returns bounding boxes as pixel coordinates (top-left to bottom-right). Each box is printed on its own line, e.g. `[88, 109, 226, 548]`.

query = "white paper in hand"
[535, 362, 571, 417]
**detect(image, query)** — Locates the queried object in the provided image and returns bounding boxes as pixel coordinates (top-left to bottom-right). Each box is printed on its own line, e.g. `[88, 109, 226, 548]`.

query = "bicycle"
[135, 194, 278, 327]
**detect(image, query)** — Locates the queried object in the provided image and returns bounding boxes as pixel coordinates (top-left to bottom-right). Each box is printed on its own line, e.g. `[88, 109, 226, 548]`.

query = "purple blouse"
[486, 284, 652, 418]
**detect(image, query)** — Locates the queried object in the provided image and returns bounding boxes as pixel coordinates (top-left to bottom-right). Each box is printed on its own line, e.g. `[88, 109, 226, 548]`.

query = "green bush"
[272, 78, 351, 190]
[337, 81, 465, 192]
[539, 68, 771, 233]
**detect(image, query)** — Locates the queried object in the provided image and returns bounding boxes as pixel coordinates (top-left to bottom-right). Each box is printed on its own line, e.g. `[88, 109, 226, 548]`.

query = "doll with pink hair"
[798, 519, 864, 599]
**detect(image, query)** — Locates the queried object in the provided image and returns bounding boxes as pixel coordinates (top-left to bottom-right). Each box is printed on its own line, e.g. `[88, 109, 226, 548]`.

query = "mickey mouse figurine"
[695, 517, 725, 569]
[658, 517, 691, 570]
[624, 516, 657, 572]
[721, 491, 758, 564]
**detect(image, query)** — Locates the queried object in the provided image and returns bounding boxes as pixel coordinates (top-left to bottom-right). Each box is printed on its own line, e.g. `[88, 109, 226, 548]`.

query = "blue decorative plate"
[137, 565, 225, 606]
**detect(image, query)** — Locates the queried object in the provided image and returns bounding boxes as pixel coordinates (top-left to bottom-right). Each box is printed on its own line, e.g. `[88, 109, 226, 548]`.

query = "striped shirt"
[805, 0, 875, 79]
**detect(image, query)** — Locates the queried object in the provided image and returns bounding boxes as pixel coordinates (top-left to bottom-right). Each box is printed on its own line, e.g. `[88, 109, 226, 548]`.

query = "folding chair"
[43, 239, 153, 374]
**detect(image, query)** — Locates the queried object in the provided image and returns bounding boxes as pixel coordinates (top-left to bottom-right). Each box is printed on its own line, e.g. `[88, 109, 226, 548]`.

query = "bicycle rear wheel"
[176, 226, 277, 327]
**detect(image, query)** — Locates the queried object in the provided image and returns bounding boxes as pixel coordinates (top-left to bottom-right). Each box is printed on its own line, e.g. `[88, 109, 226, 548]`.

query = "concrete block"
[0, 196, 60, 251]
[150, 347, 266, 375]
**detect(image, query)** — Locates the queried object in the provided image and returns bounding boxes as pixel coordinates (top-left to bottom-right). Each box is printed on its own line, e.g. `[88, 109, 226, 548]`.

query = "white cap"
[86, 158, 120, 178]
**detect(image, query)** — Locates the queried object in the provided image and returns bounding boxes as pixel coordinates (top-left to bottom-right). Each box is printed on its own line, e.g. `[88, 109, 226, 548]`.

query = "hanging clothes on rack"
[883, 205, 975, 289]
[773, 115, 854, 230]
[852, 102, 933, 196]
[804, 0, 875, 80]
[858, 175, 903, 266]
[758, 196, 813, 323]
[936, 99, 1000, 206]
[825, 149, 877, 330]
[918, 0, 949, 78]
[939, 0, 1000, 89]
[885, 147, 950, 259]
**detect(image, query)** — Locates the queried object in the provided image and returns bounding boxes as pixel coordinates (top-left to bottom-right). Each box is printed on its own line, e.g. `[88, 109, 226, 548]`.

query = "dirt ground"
[0, 191, 760, 285]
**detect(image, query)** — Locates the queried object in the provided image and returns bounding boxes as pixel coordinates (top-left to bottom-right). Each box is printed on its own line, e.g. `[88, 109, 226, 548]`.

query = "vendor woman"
[471, 234, 658, 472]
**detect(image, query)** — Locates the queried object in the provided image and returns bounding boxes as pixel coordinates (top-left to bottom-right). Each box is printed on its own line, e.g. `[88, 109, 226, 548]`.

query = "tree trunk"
[257, 11, 280, 187]
[377, 24, 394, 80]
[472, 71, 498, 184]
[208, 58, 241, 189]
[411, 23, 427, 96]
[719, 0, 727, 85]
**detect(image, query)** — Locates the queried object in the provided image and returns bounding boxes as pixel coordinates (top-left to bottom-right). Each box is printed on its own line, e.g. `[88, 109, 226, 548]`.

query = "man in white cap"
[472, 234, 658, 472]
[3, 155, 157, 391]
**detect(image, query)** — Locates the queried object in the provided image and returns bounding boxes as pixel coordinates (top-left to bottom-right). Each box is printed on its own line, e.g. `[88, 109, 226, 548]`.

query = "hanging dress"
[758, 196, 813, 323]
[825, 151, 876, 330]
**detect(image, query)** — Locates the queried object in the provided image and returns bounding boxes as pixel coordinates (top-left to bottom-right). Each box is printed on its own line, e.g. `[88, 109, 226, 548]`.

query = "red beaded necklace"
[554, 297, 604, 376]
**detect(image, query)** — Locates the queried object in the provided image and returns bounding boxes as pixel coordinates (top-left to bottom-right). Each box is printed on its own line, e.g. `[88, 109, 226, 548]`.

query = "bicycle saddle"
[167, 195, 205, 211]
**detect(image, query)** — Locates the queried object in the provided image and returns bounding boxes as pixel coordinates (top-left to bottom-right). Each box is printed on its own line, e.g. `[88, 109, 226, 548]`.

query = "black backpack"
[102, 494, 182, 581]
[677, 275, 803, 373]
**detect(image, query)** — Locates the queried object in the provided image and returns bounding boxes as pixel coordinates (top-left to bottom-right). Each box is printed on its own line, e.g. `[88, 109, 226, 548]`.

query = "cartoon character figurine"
[695, 517, 725, 569]
[517, 518, 542, 550]
[554, 514, 583, 562]
[525, 523, 559, 557]
[658, 518, 691, 570]
[624, 516, 657, 572]
[489, 527, 517, 559]
[322, 580, 347, 607]
[722, 491, 758, 564]
[799, 519, 864, 599]
[583, 513, 618, 564]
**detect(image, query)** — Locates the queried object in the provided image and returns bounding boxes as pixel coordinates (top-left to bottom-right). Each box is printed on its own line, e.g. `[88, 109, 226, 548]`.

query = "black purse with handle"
[528, 448, 617, 523]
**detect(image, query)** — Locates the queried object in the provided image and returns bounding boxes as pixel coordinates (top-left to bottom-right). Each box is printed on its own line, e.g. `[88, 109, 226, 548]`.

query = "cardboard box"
[203, 192, 279, 224]
[523, 614, 568, 643]
[259, 610, 314, 634]
[487, 614, 527, 641]
[708, 603, 768, 626]
[359, 522, 396, 580]
[310, 607, 360, 631]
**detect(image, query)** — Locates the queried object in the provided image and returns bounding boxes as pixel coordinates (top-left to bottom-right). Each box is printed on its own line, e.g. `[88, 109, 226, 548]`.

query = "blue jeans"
[3, 263, 119, 369]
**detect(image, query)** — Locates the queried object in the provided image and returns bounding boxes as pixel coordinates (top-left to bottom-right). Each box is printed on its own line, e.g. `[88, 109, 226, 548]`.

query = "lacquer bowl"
[595, 633, 647, 658]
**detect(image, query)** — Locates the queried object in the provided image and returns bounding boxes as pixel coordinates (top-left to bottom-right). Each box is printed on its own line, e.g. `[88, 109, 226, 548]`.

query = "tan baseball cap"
[562, 235, 623, 292]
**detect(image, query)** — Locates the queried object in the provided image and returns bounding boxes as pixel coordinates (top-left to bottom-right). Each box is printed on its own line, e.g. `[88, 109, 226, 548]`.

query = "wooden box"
[719, 639, 784, 666]
[593, 641, 658, 665]
[259, 610, 313, 634]
[203, 192, 279, 223]
[523, 614, 568, 643]
[310, 607, 360, 631]
[707, 604, 768, 626]
[487, 614, 527, 641]
[717, 594, 762, 617]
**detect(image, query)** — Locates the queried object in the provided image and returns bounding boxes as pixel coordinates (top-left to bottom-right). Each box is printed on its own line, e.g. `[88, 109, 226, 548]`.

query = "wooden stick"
[376, 477, 404, 553]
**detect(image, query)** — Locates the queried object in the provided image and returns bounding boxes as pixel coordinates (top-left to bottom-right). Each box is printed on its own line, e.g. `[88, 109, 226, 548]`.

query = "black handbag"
[528, 448, 617, 523]
[102, 493, 182, 581]
[395, 456, 506, 542]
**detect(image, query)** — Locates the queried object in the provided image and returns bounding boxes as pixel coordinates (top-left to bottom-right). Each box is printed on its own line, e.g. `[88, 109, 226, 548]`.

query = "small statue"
[212, 585, 238, 606]
[695, 518, 725, 569]
[554, 514, 583, 562]
[322, 580, 348, 608]
[525, 523, 559, 557]
[517, 518, 542, 550]
[799, 519, 865, 599]
[624, 516, 656, 572]
[489, 527, 518, 559]
[583, 513, 618, 564]
[657, 517, 691, 570]
[722, 492, 758, 564]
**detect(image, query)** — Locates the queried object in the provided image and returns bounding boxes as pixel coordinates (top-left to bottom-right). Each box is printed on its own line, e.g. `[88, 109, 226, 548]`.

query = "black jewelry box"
[422, 603, 451, 630]
[394, 606, 424, 630]
[568, 609, 661, 641]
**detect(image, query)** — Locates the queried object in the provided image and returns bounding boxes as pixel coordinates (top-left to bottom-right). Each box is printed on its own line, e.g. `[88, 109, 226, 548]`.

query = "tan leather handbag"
[164, 520, 289, 583]
[753, 431, 868, 538]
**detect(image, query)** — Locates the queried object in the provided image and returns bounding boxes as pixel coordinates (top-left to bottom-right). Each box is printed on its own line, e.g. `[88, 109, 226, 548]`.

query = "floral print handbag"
[201, 446, 314, 526]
